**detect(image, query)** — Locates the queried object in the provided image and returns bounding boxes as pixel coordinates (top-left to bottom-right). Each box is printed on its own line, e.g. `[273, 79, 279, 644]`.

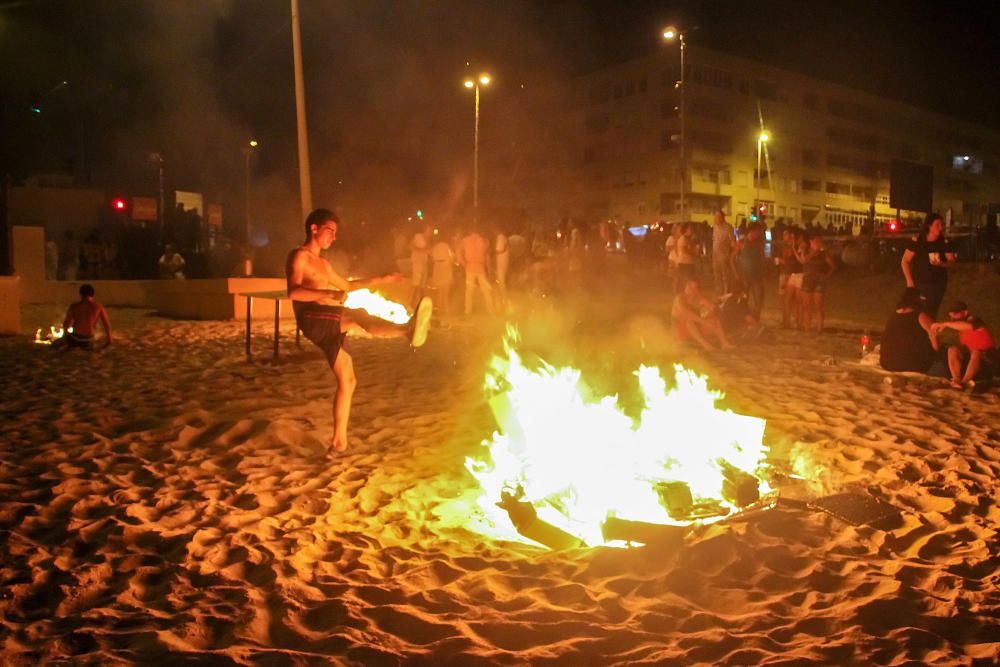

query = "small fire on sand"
[34, 325, 69, 345]
[344, 289, 409, 324]
[466, 327, 772, 548]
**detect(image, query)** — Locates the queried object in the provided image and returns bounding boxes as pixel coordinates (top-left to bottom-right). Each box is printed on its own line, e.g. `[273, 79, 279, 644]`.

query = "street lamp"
[662, 26, 685, 222]
[243, 139, 259, 243]
[463, 72, 491, 224]
[755, 131, 769, 210]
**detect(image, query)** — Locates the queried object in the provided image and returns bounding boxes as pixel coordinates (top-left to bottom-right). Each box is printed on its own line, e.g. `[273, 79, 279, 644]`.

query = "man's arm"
[933, 320, 974, 333]
[98, 305, 112, 344]
[901, 248, 915, 287]
[62, 305, 74, 330]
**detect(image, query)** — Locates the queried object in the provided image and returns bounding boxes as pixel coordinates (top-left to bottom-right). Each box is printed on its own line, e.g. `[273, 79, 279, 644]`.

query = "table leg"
[245, 295, 253, 361]
[273, 299, 280, 359]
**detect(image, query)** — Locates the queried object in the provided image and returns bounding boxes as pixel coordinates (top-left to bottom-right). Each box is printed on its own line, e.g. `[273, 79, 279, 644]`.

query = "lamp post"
[662, 27, 685, 222]
[243, 139, 258, 243]
[755, 131, 769, 210]
[463, 72, 491, 225]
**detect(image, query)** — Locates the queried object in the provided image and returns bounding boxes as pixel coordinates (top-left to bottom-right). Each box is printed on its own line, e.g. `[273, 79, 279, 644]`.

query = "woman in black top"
[880, 287, 936, 373]
[901, 212, 955, 318]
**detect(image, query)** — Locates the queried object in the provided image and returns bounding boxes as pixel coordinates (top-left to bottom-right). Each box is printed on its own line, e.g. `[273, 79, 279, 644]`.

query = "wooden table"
[237, 290, 298, 361]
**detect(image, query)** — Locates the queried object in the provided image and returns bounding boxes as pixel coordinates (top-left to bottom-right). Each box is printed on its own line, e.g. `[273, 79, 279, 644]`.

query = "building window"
[802, 150, 820, 166]
[789, 179, 798, 193]
[803, 179, 821, 192]
[753, 80, 778, 101]
[825, 181, 851, 196]
[738, 171, 749, 187]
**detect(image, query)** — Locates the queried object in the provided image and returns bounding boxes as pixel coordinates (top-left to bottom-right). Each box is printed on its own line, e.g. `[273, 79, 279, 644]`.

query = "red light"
[113, 198, 126, 210]
[888, 221, 899, 232]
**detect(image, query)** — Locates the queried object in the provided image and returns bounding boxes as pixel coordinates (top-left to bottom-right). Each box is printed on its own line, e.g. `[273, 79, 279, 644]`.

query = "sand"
[2, 264, 999, 665]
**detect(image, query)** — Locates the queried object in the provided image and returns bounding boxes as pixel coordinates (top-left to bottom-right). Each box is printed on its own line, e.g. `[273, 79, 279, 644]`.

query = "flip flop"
[409, 297, 433, 348]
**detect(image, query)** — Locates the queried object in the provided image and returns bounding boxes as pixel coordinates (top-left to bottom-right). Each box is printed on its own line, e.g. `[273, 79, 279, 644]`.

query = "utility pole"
[291, 0, 313, 219]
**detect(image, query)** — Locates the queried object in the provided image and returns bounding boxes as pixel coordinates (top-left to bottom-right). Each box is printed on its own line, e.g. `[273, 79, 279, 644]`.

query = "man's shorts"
[787, 273, 803, 290]
[800, 274, 826, 294]
[297, 306, 348, 366]
[66, 333, 93, 350]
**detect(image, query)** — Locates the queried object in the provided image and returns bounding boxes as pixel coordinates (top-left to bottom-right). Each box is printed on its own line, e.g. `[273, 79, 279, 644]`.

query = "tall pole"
[473, 83, 481, 225]
[755, 137, 762, 208]
[679, 35, 686, 223]
[291, 0, 313, 219]
[244, 149, 251, 242]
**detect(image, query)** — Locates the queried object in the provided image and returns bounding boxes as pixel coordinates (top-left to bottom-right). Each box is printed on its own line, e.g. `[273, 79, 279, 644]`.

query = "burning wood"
[498, 491, 585, 551]
[719, 460, 761, 508]
[34, 326, 68, 345]
[600, 517, 689, 547]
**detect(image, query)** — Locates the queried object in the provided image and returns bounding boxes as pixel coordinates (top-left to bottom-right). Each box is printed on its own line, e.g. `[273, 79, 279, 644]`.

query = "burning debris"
[466, 327, 773, 549]
[34, 326, 69, 345]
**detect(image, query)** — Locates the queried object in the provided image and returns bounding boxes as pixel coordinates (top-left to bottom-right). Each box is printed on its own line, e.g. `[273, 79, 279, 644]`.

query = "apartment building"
[485, 45, 1000, 231]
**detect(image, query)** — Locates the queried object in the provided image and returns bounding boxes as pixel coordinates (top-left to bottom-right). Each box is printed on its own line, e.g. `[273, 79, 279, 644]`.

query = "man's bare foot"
[331, 433, 349, 452]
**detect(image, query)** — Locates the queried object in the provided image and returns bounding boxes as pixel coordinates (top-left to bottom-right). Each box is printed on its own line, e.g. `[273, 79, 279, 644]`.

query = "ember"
[466, 327, 772, 548]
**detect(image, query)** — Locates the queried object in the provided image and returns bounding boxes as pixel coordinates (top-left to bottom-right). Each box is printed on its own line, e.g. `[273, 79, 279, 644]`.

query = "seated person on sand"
[929, 301, 996, 388]
[62, 283, 112, 350]
[671, 277, 735, 351]
[287, 208, 433, 453]
[879, 287, 935, 373]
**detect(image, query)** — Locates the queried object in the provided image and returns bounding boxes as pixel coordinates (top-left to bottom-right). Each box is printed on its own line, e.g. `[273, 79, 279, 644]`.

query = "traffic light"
[888, 220, 899, 233]
[111, 198, 127, 211]
[416, 209, 424, 219]
[29, 93, 42, 114]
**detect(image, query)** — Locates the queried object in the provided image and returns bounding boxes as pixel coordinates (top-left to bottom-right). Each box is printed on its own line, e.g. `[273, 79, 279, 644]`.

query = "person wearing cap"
[879, 287, 935, 373]
[930, 301, 996, 388]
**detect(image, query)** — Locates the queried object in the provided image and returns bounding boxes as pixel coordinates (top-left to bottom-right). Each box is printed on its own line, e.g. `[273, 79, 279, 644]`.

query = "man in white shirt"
[711, 210, 735, 294]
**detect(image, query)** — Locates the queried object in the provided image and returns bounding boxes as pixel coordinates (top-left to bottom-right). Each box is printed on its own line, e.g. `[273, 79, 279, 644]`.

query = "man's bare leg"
[331, 349, 357, 451]
[685, 320, 717, 351]
[963, 349, 982, 385]
[701, 317, 735, 349]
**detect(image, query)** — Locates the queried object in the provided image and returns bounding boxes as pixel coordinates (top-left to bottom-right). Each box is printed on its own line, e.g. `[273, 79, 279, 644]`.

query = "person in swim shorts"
[62, 283, 112, 350]
[287, 208, 433, 453]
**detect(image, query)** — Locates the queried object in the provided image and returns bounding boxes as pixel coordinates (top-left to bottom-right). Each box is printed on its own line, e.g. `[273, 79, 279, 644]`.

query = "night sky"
[2, 0, 999, 229]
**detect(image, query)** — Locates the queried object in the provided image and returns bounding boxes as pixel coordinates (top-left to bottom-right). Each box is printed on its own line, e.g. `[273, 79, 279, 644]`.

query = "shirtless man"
[458, 227, 494, 315]
[62, 283, 112, 349]
[671, 277, 734, 351]
[286, 208, 433, 452]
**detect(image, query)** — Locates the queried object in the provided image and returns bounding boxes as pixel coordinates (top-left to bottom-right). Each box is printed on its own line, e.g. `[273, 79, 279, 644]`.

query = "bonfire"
[466, 327, 772, 548]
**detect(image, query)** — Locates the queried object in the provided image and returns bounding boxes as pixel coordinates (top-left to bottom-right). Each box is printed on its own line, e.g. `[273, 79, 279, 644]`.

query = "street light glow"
[249, 140, 258, 148]
[662, 26, 677, 40]
[464, 79, 474, 88]
[479, 74, 491, 86]
[758, 131, 770, 142]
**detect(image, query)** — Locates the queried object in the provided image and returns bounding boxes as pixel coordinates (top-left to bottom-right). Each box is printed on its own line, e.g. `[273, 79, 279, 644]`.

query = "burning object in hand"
[34, 326, 69, 345]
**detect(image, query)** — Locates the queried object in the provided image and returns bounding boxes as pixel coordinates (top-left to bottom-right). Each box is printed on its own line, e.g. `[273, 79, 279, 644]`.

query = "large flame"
[466, 327, 771, 547]
[344, 289, 409, 324]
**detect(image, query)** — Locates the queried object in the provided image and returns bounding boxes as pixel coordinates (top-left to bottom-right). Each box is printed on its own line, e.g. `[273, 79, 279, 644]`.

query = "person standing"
[732, 223, 766, 319]
[494, 227, 511, 309]
[430, 232, 456, 317]
[286, 209, 432, 452]
[798, 234, 837, 333]
[410, 223, 431, 300]
[711, 210, 735, 294]
[458, 228, 494, 315]
[901, 212, 955, 318]
[674, 224, 698, 291]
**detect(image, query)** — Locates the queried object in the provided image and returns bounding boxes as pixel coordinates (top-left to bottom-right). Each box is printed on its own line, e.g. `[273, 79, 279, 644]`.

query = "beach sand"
[2, 264, 999, 664]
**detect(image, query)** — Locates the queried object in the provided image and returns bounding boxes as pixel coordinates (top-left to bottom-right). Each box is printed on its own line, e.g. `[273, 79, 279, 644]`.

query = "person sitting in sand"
[879, 287, 935, 373]
[62, 283, 112, 350]
[671, 277, 735, 351]
[929, 301, 996, 388]
[287, 208, 433, 453]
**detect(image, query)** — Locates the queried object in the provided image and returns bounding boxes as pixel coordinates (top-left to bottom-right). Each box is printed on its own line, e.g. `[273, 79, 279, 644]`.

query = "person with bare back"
[287, 209, 433, 452]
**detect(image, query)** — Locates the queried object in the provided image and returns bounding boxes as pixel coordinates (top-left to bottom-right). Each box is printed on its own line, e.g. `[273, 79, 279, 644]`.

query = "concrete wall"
[0, 276, 21, 335]
[9, 186, 106, 240]
[12, 225, 413, 321]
